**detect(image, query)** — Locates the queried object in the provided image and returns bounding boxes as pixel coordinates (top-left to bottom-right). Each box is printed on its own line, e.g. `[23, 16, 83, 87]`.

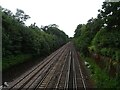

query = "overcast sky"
[1, 0, 105, 37]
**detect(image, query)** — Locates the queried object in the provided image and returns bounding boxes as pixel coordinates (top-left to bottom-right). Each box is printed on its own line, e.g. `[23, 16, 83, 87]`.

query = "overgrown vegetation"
[2, 54, 32, 70]
[73, 2, 120, 88]
[1, 7, 68, 70]
[81, 56, 117, 88]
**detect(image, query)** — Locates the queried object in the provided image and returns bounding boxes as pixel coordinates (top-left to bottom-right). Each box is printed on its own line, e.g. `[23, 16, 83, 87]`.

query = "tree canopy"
[73, 2, 120, 88]
[2, 7, 68, 70]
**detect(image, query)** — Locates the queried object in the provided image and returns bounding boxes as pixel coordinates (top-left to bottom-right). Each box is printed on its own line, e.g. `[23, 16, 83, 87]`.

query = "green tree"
[15, 9, 30, 24]
[2, 7, 68, 70]
[74, 24, 82, 38]
[99, 2, 120, 30]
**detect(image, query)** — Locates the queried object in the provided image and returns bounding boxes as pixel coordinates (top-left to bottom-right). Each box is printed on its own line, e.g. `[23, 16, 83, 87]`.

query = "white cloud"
[1, 0, 105, 37]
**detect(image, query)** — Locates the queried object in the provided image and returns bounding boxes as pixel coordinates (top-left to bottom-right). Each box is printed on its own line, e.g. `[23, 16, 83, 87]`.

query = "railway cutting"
[5, 42, 93, 89]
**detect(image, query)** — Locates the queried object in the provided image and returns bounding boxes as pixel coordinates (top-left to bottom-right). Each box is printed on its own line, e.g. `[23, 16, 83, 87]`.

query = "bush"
[2, 54, 32, 70]
[92, 28, 120, 48]
[116, 50, 120, 61]
[91, 28, 120, 60]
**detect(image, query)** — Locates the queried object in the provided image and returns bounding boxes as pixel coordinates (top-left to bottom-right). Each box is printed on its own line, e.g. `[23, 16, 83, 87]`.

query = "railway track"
[6, 42, 91, 89]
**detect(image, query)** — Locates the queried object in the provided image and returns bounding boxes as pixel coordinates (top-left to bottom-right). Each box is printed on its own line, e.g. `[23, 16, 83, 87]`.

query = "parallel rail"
[72, 43, 87, 90]
[8, 43, 69, 89]
[33, 45, 69, 89]
[7, 42, 88, 89]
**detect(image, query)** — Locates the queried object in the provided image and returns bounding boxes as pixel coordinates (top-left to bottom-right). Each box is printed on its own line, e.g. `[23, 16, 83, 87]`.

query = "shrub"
[2, 54, 32, 70]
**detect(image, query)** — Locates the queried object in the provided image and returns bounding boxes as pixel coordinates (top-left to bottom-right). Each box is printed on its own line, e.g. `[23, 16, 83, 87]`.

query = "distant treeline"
[1, 7, 68, 70]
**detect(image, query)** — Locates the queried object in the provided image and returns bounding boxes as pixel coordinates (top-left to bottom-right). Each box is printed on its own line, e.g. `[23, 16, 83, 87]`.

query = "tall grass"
[81, 56, 118, 88]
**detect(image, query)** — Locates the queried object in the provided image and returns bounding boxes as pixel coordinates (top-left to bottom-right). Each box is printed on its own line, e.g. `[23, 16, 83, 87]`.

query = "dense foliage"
[73, 2, 120, 88]
[1, 7, 68, 70]
[74, 17, 103, 56]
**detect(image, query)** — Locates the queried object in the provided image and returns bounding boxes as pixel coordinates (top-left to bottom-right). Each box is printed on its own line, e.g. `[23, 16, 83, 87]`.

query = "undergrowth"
[2, 54, 32, 71]
[81, 56, 118, 89]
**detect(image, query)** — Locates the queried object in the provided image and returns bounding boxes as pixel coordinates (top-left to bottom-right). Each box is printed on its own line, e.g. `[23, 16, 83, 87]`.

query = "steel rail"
[25, 46, 69, 89]
[33, 45, 69, 89]
[44, 50, 69, 89]
[8, 43, 68, 90]
[64, 51, 71, 89]
[55, 50, 70, 89]
[74, 49, 86, 90]
[19, 45, 68, 89]
[72, 55, 77, 89]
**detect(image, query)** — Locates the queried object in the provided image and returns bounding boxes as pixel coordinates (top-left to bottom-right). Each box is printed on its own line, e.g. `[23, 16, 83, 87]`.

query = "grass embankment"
[2, 54, 32, 71]
[80, 55, 118, 88]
